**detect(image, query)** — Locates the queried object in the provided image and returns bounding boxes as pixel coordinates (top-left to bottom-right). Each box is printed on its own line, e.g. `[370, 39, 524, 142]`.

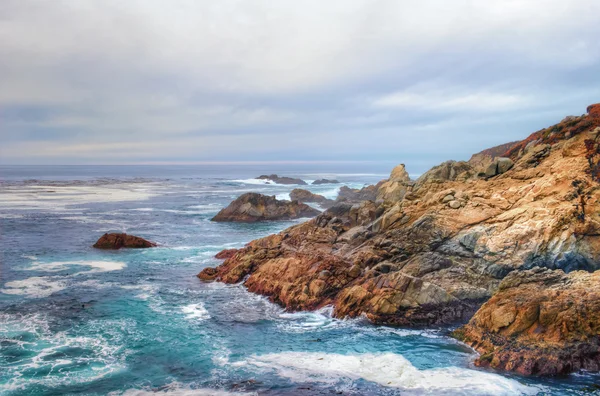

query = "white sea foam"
[26, 259, 127, 273]
[275, 192, 291, 201]
[116, 382, 253, 395]
[319, 187, 341, 200]
[1, 277, 67, 298]
[181, 303, 211, 321]
[0, 184, 157, 211]
[240, 352, 537, 395]
[0, 314, 131, 393]
[231, 178, 273, 185]
[2, 260, 127, 298]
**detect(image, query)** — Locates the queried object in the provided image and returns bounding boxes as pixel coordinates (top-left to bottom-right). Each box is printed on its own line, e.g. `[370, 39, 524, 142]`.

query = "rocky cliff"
[199, 104, 600, 375]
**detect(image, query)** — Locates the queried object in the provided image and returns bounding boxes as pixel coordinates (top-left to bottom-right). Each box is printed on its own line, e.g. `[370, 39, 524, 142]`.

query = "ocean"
[0, 165, 598, 395]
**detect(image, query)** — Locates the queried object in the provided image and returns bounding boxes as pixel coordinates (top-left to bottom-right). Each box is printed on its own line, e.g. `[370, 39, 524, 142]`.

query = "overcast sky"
[1, 0, 599, 172]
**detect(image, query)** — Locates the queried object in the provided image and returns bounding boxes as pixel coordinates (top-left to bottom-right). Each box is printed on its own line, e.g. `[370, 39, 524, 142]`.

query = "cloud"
[1, 0, 599, 172]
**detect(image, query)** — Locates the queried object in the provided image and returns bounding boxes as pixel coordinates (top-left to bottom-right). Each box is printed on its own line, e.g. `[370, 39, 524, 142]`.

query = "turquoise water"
[1, 166, 598, 395]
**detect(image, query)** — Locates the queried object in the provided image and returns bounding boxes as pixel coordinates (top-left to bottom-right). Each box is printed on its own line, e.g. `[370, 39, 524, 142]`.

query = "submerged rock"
[211, 193, 320, 222]
[312, 179, 340, 185]
[93, 233, 156, 249]
[256, 174, 307, 185]
[453, 268, 600, 376]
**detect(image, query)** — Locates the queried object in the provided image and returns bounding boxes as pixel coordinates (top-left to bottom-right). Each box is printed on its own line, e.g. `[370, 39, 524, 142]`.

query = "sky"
[1, 0, 599, 173]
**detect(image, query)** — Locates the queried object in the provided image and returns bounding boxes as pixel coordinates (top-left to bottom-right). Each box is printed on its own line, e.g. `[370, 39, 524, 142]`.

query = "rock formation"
[93, 233, 156, 249]
[453, 268, 600, 376]
[256, 174, 307, 185]
[290, 189, 335, 208]
[199, 105, 600, 375]
[336, 182, 383, 203]
[211, 193, 320, 222]
[312, 179, 340, 185]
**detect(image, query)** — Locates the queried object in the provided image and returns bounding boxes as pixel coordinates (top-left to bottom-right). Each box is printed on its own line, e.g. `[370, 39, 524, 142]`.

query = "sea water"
[0, 165, 598, 395]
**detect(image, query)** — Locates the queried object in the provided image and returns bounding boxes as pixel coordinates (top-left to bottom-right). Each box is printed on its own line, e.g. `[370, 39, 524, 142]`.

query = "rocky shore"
[199, 104, 600, 375]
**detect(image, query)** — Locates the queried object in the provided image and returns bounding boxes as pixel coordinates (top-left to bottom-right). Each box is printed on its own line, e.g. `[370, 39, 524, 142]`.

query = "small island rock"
[211, 193, 320, 222]
[93, 233, 156, 249]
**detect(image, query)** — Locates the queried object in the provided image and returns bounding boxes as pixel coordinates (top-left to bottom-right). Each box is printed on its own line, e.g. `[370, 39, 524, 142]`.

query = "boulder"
[215, 248, 238, 259]
[211, 193, 320, 222]
[289, 189, 334, 208]
[256, 174, 306, 185]
[484, 157, 514, 177]
[376, 164, 412, 203]
[93, 233, 156, 249]
[453, 268, 600, 376]
[312, 179, 340, 185]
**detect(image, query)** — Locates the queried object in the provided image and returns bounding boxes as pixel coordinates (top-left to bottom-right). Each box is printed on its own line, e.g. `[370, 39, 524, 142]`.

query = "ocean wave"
[0, 314, 132, 393]
[238, 352, 537, 395]
[25, 259, 127, 273]
[181, 303, 211, 321]
[1, 276, 67, 298]
[115, 382, 253, 395]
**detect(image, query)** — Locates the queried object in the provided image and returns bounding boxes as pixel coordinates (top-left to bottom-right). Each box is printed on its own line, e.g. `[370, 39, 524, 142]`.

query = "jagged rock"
[336, 182, 382, 203]
[312, 179, 339, 185]
[376, 164, 412, 202]
[453, 268, 600, 376]
[211, 193, 320, 222]
[256, 174, 307, 185]
[588, 103, 600, 119]
[93, 233, 156, 249]
[200, 105, 600, 374]
[289, 189, 334, 208]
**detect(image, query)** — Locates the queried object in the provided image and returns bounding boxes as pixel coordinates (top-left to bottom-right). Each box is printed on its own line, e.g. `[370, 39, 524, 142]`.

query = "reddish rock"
[93, 233, 156, 249]
[453, 268, 600, 376]
[215, 248, 238, 259]
[212, 193, 320, 222]
[588, 103, 600, 119]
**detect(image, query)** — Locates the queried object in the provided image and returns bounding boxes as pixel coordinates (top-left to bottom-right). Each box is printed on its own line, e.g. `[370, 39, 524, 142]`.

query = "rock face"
[93, 233, 156, 249]
[453, 268, 600, 376]
[376, 164, 412, 202]
[312, 179, 339, 185]
[211, 193, 320, 222]
[588, 103, 600, 119]
[336, 182, 383, 203]
[290, 189, 334, 208]
[257, 174, 306, 185]
[199, 106, 600, 374]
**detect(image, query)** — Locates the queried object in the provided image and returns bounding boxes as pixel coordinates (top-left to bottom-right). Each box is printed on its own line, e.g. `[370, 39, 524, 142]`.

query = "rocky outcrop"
[199, 105, 600, 374]
[312, 179, 339, 185]
[588, 103, 600, 119]
[257, 174, 306, 185]
[376, 164, 412, 202]
[93, 233, 156, 249]
[290, 189, 335, 208]
[484, 157, 514, 178]
[215, 249, 239, 259]
[336, 182, 383, 203]
[453, 268, 600, 376]
[211, 193, 320, 222]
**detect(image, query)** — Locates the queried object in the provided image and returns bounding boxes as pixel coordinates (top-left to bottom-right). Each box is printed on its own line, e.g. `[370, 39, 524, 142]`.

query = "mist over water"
[0, 165, 597, 395]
